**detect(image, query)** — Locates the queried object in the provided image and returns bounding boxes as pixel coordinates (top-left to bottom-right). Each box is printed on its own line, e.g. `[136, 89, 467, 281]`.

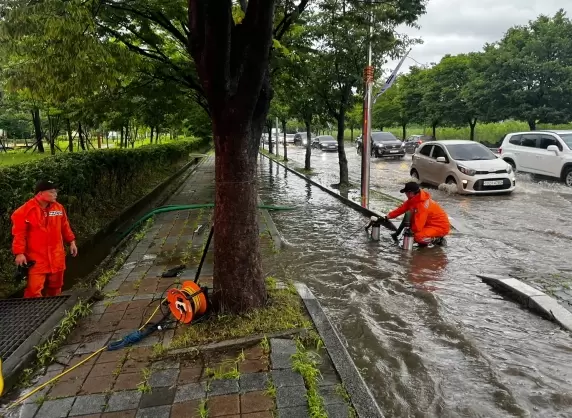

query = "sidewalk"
[14, 156, 353, 418]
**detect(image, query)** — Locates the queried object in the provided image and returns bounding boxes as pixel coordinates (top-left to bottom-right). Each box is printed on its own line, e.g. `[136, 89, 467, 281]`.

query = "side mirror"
[547, 145, 559, 153]
[436, 156, 447, 163]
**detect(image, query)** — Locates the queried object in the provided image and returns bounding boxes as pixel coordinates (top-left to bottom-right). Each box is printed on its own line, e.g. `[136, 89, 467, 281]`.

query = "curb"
[259, 151, 468, 234]
[294, 282, 384, 418]
[261, 209, 282, 251]
[478, 274, 572, 332]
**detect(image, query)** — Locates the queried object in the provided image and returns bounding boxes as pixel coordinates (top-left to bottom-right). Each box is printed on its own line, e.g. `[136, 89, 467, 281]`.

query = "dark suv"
[356, 132, 405, 158]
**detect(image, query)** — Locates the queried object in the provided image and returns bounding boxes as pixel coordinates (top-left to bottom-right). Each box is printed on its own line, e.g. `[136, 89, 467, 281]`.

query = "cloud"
[379, 0, 572, 75]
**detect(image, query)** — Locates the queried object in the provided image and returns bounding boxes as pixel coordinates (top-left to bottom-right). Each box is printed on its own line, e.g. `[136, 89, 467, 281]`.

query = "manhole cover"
[0, 296, 70, 359]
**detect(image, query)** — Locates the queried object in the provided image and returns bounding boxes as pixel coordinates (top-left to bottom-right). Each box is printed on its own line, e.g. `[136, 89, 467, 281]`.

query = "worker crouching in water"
[385, 181, 450, 247]
[11, 180, 78, 298]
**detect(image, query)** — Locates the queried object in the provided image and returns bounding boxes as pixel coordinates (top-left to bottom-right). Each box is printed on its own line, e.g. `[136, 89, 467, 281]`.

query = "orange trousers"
[414, 227, 449, 244]
[24, 271, 65, 298]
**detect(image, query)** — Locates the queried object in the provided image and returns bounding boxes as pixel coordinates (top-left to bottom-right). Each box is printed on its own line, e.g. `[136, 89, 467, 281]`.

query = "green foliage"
[0, 138, 209, 293]
[377, 9, 572, 136]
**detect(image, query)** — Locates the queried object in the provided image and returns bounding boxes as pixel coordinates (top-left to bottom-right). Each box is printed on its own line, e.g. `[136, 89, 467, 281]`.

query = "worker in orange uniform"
[385, 182, 450, 246]
[11, 180, 78, 298]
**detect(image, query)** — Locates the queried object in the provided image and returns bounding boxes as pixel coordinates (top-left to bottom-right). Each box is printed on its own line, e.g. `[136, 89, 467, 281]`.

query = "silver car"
[410, 140, 516, 194]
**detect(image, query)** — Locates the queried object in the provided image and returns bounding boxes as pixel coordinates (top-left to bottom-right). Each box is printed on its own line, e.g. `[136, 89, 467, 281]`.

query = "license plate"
[390, 150, 398, 153]
[483, 180, 503, 186]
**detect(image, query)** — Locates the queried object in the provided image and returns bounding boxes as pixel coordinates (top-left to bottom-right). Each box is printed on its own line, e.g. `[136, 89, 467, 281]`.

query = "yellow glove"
[0, 358, 4, 396]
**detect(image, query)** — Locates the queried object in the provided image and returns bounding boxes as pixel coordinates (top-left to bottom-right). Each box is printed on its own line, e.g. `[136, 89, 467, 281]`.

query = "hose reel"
[165, 281, 209, 324]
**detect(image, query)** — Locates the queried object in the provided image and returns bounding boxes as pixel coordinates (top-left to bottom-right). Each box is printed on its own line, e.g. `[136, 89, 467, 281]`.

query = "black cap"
[399, 181, 420, 193]
[35, 180, 57, 194]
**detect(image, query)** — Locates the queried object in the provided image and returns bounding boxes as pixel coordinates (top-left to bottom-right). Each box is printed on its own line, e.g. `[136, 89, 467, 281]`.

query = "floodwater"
[258, 149, 572, 418]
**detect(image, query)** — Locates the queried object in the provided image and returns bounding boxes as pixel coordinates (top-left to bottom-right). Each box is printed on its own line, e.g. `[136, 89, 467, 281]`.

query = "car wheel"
[564, 167, 572, 187]
[410, 169, 420, 181]
[446, 176, 459, 191]
[398, 155, 404, 160]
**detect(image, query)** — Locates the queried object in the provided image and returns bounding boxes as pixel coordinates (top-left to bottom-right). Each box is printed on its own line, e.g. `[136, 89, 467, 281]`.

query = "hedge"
[0, 137, 210, 296]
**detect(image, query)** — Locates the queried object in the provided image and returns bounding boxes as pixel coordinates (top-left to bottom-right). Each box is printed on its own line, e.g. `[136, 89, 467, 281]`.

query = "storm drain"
[0, 296, 70, 359]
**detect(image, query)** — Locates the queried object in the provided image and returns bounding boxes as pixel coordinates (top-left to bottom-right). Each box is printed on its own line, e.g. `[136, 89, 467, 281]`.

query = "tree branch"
[274, 0, 310, 40]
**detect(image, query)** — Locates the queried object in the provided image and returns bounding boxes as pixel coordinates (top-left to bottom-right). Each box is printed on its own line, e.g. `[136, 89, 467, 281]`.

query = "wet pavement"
[259, 150, 572, 417]
[282, 145, 572, 312]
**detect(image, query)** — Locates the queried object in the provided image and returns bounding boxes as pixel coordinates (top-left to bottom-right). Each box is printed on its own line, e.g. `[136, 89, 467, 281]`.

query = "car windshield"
[372, 132, 397, 142]
[444, 143, 496, 161]
[320, 136, 335, 142]
[560, 134, 572, 148]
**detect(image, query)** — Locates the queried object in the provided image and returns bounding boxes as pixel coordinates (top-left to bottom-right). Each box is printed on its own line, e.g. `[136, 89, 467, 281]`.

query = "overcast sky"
[380, 0, 572, 76]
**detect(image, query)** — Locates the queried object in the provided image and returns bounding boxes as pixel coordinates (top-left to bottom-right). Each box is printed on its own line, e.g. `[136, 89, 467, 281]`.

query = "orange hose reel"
[166, 281, 208, 324]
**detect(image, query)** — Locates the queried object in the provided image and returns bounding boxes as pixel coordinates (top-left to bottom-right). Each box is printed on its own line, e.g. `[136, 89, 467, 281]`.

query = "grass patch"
[197, 399, 208, 418]
[335, 384, 357, 418]
[137, 368, 152, 393]
[295, 167, 315, 175]
[0, 150, 48, 167]
[292, 338, 327, 418]
[169, 278, 311, 349]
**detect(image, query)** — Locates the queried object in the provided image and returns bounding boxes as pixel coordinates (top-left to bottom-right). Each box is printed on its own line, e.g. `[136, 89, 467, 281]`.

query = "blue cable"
[107, 326, 157, 351]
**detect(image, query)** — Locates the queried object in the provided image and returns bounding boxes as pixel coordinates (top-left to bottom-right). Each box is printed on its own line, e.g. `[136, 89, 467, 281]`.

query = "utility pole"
[360, 0, 374, 209]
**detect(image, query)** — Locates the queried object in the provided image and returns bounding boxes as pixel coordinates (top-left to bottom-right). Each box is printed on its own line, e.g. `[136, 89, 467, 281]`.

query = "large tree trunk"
[469, 118, 477, 141]
[78, 122, 86, 150]
[267, 123, 273, 154]
[304, 119, 312, 170]
[402, 123, 407, 141]
[31, 108, 44, 153]
[528, 119, 536, 130]
[336, 112, 349, 186]
[282, 119, 287, 161]
[432, 122, 437, 139]
[67, 118, 74, 152]
[188, 0, 279, 313]
[150, 126, 154, 144]
[350, 125, 354, 141]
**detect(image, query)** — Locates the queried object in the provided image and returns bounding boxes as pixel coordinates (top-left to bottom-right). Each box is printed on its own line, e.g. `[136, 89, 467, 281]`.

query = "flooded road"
[258, 152, 572, 417]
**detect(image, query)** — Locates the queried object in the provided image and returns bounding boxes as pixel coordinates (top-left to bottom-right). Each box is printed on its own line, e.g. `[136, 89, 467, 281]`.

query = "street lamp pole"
[360, 1, 374, 209]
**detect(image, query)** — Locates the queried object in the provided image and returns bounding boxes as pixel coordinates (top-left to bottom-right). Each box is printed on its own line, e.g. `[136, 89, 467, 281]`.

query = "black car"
[293, 132, 313, 146]
[312, 135, 338, 151]
[356, 132, 405, 158]
[403, 134, 434, 153]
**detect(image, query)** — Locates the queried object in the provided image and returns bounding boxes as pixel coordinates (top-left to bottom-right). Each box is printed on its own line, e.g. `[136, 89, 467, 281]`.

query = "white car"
[499, 130, 572, 187]
[410, 140, 516, 194]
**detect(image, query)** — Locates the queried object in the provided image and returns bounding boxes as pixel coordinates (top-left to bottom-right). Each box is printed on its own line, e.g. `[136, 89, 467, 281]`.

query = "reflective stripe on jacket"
[11, 198, 75, 274]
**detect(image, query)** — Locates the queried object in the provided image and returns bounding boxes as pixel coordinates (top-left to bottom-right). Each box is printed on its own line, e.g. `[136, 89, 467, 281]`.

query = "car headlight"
[506, 164, 513, 174]
[457, 164, 476, 176]
[376, 144, 384, 148]
[401, 142, 405, 147]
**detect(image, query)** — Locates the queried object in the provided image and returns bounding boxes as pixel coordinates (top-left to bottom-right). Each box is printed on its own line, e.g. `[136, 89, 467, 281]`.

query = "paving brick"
[242, 412, 274, 418]
[148, 368, 179, 387]
[76, 333, 113, 355]
[277, 406, 310, 418]
[18, 402, 39, 418]
[88, 361, 119, 378]
[207, 378, 239, 396]
[101, 411, 137, 418]
[244, 345, 265, 360]
[113, 372, 140, 391]
[79, 373, 116, 394]
[69, 394, 106, 416]
[107, 390, 142, 412]
[207, 394, 240, 416]
[239, 359, 268, 373]
[239, 372, 269, 393]
[271, 369, 304, 388]
[151, 359, 180, 370]
[140, 386, 176, 408]
[36, 397, 75, 417]
[135, 405, 171, 418]
[98, 350, 127, 364]
[275, 386, 307, 409]
[179, 366, 207, 385]
[318, 385, 346, 406]
[325, 403, 351, 418]
[174, 382, 207, 403]
[48, 378, 83, 398]
[170, 400, 203, 418]
[240, 391, 274, 414]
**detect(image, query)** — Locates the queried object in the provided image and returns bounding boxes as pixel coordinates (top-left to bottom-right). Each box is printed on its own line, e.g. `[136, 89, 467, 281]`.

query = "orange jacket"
[11, 198, 75, 274]
[387, 190, 450, 234]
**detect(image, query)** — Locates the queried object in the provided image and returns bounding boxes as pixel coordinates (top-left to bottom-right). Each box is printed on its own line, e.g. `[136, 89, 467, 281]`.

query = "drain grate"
[0, 296, 70, 359]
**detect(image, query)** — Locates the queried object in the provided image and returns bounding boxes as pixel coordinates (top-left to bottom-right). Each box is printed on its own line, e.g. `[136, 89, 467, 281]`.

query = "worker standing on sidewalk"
[11, 180, 78, 298]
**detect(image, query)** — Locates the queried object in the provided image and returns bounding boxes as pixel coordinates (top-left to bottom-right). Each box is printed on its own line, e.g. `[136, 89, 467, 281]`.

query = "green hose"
[119, 203, 296, 240]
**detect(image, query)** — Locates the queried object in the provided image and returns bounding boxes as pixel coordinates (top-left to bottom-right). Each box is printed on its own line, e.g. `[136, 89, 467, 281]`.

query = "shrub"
[0, 137, 210, 295]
